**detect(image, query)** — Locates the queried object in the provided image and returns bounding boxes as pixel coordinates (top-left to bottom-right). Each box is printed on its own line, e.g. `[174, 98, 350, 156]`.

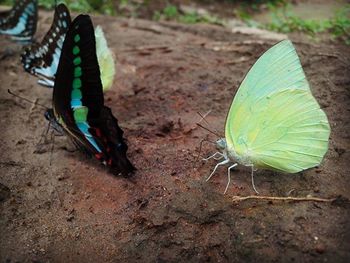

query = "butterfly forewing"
[53, 15, 103, 122]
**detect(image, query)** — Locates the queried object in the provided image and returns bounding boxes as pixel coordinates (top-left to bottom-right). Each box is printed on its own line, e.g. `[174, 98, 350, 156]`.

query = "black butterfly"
[21, 3, 71, 87]
[45, 14, 135, 176]
[0, 0, 37, 44]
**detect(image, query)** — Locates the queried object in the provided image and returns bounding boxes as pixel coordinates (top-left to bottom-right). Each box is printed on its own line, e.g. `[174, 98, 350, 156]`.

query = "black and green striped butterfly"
[0, 0, 37, 44]
[21, 3, 71, 87]
[45, 14, 135, 176]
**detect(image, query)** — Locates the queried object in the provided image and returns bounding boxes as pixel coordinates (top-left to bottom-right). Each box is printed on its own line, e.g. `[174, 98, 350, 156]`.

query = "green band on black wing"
[70, 31, 102, 152]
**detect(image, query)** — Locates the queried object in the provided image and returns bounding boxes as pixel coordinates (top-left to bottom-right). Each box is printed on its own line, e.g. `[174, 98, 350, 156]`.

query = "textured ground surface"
[0, 9, 350, 263]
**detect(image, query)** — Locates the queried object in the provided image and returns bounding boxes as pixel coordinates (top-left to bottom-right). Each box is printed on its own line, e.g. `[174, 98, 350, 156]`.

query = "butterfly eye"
[116, 143, 123, 149]
[44, 109, 55, 121]
[216, 138, 226, 150]
[44, 111, 50, 121]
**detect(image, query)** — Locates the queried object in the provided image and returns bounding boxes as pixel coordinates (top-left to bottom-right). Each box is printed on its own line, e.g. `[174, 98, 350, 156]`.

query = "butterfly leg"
[34, 122, 51, 153]
[203, 152, 224, 161]
[224, 163, 238, 194]
[49, 129, 55, 166]
[196, 136, 215, 161]
[206, 158, 230, 182]
[249, 165, 259, 194]
[38, 78, 55, 87]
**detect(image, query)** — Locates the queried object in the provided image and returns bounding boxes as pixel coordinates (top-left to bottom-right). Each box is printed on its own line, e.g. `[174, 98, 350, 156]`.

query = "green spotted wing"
[52, 14, 135, 176]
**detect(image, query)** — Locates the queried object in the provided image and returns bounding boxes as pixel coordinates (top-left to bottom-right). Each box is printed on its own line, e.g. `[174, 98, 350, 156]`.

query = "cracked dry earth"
[0, 10, 350, 263]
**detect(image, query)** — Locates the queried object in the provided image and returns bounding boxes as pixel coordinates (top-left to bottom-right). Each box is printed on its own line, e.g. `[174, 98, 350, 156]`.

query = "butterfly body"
[49, 14, 134, 176]
[0, 0, 37, 44]
[206, 40, 330, 193]
[44, 108, 66, 135]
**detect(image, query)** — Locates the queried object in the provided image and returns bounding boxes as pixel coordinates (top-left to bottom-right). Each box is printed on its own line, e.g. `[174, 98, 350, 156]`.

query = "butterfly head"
[45, 108, 64, 134]
[216, 138, 227, 151]
[44, 108, 54, 121]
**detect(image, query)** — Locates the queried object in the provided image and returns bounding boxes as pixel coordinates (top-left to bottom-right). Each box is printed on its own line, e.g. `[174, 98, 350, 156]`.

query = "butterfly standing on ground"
[0, 0, 37, 44]
[203, 40, 330, 194]
[21, 3, 115, 90]
[45, 14, 135, 176]
[21, 3, 70, 87]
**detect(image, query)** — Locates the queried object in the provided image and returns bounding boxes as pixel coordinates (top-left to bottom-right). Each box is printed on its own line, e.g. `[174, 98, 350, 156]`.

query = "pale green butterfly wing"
[95, 26, 116, 91]
[225, 40, 330, 173]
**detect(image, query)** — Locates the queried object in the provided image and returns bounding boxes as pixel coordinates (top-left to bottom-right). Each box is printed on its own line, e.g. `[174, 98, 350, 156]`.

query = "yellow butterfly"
[204, 40, 330, 194]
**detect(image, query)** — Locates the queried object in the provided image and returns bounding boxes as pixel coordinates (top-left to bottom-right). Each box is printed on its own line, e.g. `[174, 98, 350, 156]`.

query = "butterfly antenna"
[8, 89, 48, 110]
[196, 123, 221, 138]
[197, 110, 211, 124]
[197, 110, 222, 137]
[197, 110, 223, 138]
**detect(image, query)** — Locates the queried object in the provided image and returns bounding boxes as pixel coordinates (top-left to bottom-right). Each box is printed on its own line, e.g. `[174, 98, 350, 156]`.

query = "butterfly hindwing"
[89, 106, 134, 174]
[53, 14, 134, 175]
[0, 0, 37, 43]
[95, 25, 116, 91]
[21, 3, 71, 86]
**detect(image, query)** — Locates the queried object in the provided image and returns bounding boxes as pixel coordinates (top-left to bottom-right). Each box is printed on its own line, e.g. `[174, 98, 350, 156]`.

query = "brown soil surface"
[1, 9, 350, 263]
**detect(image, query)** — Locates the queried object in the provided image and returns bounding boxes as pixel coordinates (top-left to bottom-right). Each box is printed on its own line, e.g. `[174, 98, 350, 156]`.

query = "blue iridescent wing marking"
[0, 0, 37, 44]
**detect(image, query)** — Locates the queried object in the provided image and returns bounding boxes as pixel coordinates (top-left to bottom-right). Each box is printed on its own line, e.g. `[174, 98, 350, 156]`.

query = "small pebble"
[315, 244, 326, 254]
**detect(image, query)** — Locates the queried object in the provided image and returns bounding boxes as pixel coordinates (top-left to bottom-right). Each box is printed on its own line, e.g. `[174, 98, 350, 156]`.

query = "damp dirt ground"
[0, 9, 350, 263]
